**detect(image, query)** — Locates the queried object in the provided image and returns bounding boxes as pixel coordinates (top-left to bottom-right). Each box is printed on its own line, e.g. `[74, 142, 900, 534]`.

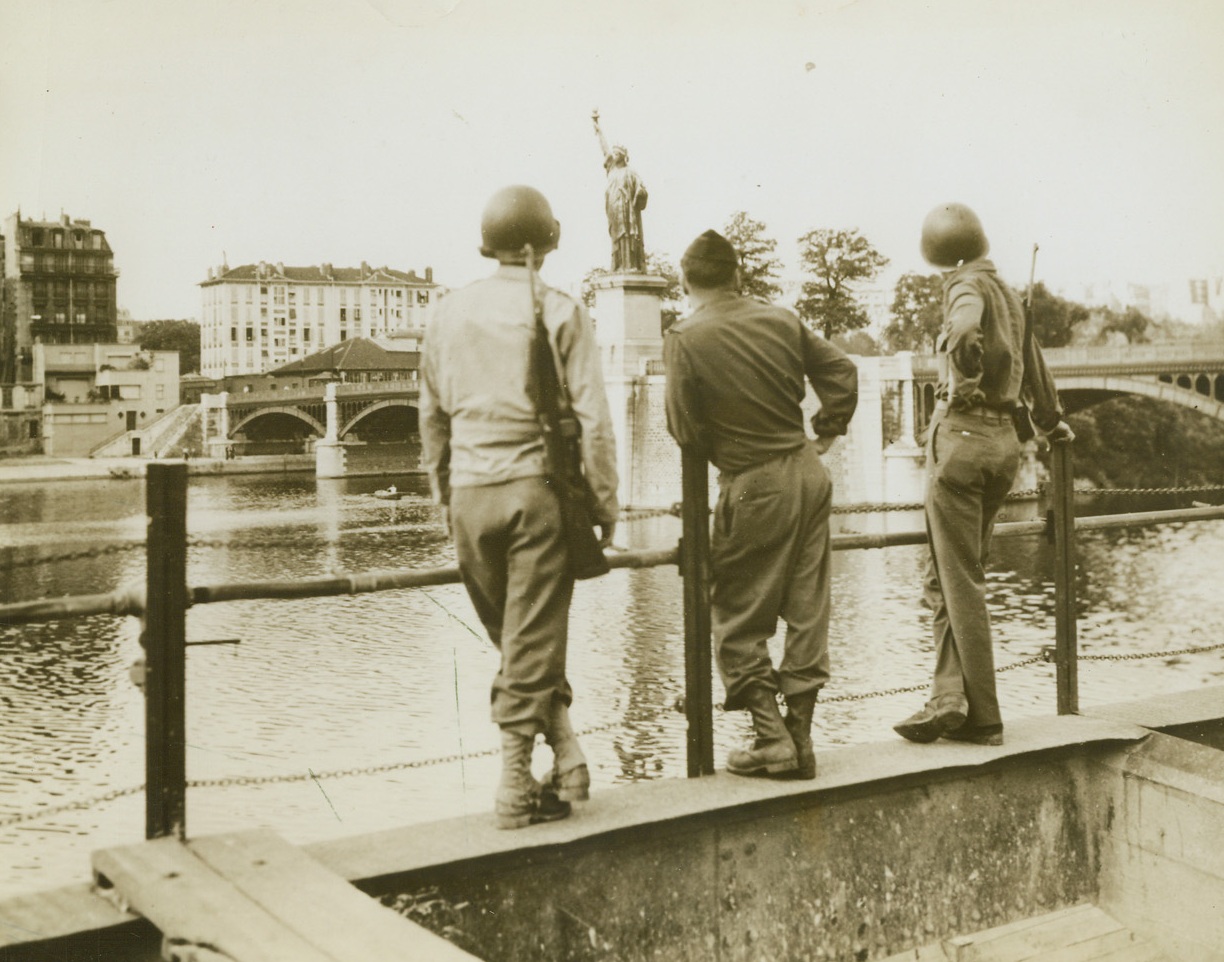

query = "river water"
[2, 470, 1223, 899]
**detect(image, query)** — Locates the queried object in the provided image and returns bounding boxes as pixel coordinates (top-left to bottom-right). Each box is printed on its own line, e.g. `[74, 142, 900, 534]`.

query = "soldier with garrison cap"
[893, 203, 1073, 748]
[420, 185, 619, 828]
[665, 229, 858, 780]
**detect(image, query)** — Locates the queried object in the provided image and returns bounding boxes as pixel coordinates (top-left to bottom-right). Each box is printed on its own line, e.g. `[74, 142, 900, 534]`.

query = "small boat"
[373, 486, 403, 501]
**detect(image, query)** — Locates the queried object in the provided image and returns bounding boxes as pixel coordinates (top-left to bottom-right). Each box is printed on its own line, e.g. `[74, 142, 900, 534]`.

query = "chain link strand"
[6, 638, 1224, 829]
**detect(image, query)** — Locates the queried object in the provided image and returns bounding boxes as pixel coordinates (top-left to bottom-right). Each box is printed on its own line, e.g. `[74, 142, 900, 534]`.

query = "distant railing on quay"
[6, 453, 1224, 839]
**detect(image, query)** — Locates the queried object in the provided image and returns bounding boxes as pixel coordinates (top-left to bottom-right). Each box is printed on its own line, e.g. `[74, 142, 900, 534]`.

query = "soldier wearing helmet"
[420, 185, 619, 828]
[894, 203, 1073, 748]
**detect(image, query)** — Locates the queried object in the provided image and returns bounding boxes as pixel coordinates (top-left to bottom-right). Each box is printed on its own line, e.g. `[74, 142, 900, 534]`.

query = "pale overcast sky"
[2, 0, 1222, 319]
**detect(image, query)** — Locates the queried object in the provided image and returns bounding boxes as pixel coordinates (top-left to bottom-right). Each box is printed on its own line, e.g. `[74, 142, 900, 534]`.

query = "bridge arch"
[338, 398, 419, 439]
[230, 406, 326, 439]
[1057, 374, 1224, 423]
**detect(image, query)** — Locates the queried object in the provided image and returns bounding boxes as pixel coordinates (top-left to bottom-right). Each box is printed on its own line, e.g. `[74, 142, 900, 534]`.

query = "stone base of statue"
[592, 272, 670, 508]
[592, 272, 669, 378]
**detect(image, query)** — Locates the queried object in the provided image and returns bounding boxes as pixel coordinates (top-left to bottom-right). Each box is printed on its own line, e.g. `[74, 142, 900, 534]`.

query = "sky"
[2, 0, 1223, 320]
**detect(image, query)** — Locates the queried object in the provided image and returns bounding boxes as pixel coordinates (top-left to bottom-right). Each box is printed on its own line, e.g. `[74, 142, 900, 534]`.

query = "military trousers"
[451, 477, 574, 737]
[711, 443, 833, 712]
[923, 409, 1021, 730]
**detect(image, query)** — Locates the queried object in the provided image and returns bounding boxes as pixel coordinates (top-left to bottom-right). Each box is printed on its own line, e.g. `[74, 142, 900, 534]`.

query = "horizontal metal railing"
[5, 451, 1224, 838]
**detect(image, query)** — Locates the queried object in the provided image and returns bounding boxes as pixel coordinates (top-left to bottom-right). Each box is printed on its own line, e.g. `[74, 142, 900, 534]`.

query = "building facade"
[34, 342, 179, 457]
[197, 260, 440, 377]
[1, 212, 119, 382]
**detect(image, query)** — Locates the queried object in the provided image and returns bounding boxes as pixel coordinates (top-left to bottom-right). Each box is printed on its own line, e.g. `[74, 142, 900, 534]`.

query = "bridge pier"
[315, 382, 354, 478]
[200, 391, 231, 459]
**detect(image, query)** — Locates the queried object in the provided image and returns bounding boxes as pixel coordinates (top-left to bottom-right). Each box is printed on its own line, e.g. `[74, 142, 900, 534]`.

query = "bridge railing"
[7, 451, 1224, 838]
[223, 379, 420, 405]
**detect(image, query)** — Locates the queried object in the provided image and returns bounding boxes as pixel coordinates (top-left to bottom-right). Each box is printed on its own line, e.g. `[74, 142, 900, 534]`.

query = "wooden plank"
[188, 829, 476, 961]
[93, 836, 332, 962]
[0, 883, 138, 948]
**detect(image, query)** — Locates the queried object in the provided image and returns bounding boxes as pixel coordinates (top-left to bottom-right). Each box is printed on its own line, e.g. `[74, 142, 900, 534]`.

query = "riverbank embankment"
[0, 454, 318, 485]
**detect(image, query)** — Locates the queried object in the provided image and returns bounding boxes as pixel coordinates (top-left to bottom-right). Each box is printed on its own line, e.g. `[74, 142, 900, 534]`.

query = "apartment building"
[1, 212, 119, 382]
[34, 342, 179, 457]
[198, 260, 440, 377]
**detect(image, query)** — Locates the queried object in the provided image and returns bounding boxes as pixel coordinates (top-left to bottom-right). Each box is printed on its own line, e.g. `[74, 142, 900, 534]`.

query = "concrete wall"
[1096, 732, 1224, 961]
[364, 748, 1111, 961]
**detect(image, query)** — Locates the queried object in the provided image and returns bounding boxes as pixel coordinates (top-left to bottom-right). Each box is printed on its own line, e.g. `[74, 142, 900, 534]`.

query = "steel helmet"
[920, 202, 990, 268]
[479, 185, 561, 258]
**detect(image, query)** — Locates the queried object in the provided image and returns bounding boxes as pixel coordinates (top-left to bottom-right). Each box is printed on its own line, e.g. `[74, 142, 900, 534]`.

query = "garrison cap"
[681, 230, 739, 269]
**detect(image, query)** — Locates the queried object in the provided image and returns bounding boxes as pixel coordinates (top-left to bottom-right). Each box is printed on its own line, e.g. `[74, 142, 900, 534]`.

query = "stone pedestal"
[593, 273, 668, 507]
[592, 273, 670, 378]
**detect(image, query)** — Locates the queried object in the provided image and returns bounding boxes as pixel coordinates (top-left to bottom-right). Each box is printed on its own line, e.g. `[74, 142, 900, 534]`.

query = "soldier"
[419, 186, 619, 827]
[665, 229, 858, 779]
[894, 203, 1074, 748]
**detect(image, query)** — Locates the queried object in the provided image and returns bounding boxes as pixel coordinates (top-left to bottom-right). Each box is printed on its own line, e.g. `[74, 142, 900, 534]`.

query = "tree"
[139, 319, 202, 374]
[883, 272, 944, 353]
[795, 229, 889, 340]
[581, 251, 685, 330]
[1027, 282, 1088, 349]
[722, 211, 783, 302]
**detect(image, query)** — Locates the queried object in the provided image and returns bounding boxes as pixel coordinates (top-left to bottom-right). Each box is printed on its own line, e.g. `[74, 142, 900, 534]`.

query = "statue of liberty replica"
[592, 109, 649, 273]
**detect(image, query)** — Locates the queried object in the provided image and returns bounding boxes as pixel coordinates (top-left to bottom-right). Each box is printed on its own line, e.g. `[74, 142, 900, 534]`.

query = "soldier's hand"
[1047, 420, 1076, 444]
[813, 436, 836, 455]
[598, 521, 616, 549]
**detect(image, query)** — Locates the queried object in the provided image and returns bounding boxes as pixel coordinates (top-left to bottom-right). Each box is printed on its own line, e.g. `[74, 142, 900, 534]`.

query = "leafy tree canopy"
[794, 228, 888, 340]
[1027, 282, 1089, 349]
[722, 211, 783, 303]
[883, 272, 943, 353]
[139, 319, 201, 375]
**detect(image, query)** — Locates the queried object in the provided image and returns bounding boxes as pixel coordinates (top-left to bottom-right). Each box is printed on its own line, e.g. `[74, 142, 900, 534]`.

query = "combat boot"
[494, 729, 571, 830]
[781, 689, 819, 780]
[726, 686, 798, 778]
[545, 701, 590, 802]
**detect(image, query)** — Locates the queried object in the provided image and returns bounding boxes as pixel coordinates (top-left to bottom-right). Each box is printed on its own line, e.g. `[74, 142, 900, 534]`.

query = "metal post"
[144, 461, 189, 838]
[1048, 441, 1079, 714]
[680, 447, 715, 776]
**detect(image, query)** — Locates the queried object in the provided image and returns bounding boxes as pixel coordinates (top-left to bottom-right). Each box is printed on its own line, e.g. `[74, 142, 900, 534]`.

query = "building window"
[231, 327, 238, 342]
[53, 232, 64, 249]
[246, 328, 254, 342]
[303, 328, 311, 342]
[340, 308, 346, 322]
[76, 312, 87, 324]
[274, 287, 285, 305]
[92, 234, 102, 250]
[156, 384, 165, 399]
[417, 291, 429, 305]
[354, 309, 361, 321]
[32, 228, 44, 246]
[289, 309, 296, 319]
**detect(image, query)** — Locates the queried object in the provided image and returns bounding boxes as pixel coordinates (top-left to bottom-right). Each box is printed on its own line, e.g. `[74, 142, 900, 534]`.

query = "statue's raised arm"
[591, 110, 648, 273]
[592, 109, 612, 164]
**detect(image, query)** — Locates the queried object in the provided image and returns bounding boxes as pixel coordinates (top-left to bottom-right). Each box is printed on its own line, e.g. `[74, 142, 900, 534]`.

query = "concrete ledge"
[0, 713, 1152, 960]
[305, 712, 1147, 887]
[1084, 685, 1224, 731]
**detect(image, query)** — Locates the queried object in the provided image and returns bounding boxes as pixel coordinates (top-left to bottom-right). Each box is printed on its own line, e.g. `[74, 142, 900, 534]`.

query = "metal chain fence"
[7, 639, 1223, 831]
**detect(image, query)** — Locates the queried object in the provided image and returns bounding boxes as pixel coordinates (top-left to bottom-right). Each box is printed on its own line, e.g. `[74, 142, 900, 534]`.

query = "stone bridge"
[910, 340, 1224, 429]
[200, 380, 419, 473]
